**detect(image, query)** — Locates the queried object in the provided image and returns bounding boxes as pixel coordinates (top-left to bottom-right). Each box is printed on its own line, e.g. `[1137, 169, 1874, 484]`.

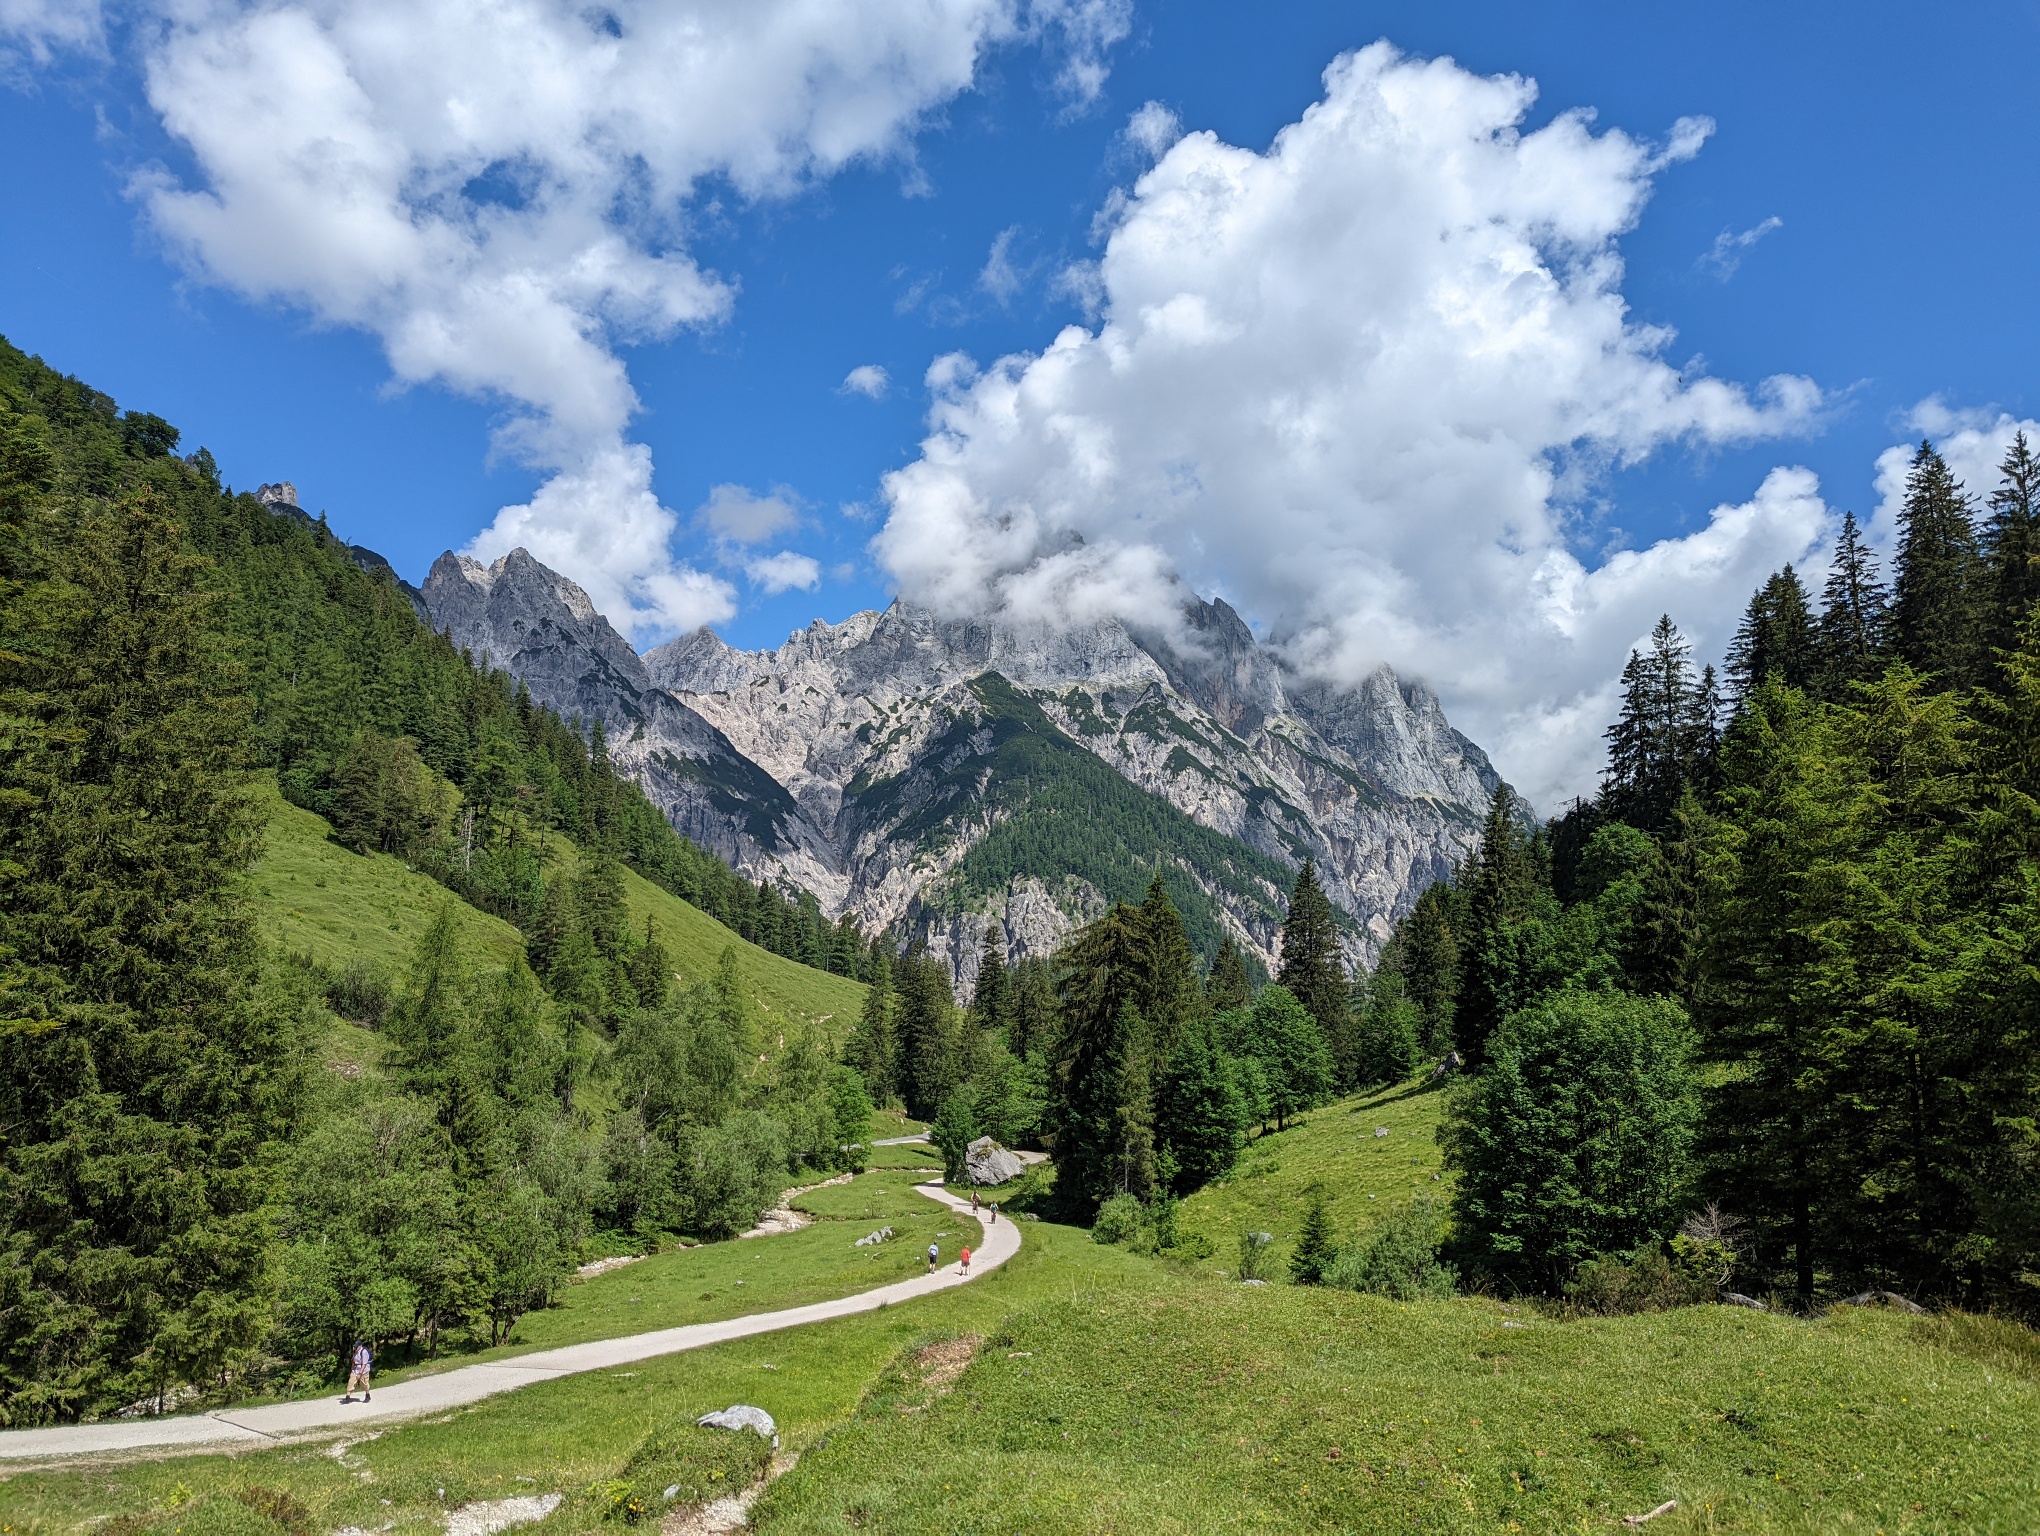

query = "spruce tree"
[970, 923, 1010, 1033]
[1398, 882, 1459, 1051]
[0, 485, 304, 1423]
[1290, 1187, 1337, 1285]
[1049, 908, 1156, 1214]
[893, 948, 959, 1120]
[1276, 859, 1350, 1083]
[1455, 785, 1541, 1066]
[1889, 440, 1985, 686]
[845, 945, 897, 1103]
[1205, 936, 1252, 1011]
[1156, 1015, 1247, 1192]
[1982, 430, 2040, 671]
[1817, 511, 1889, 695]
[1601, 616, 1710, 832]
[1136, 874, 1201, 1051]
[1006, 956, 1055, 1063]
[1725, 565, 1818, 706]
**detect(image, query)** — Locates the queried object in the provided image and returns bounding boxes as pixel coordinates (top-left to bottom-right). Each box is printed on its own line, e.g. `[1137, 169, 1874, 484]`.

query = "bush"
[1091, 1192, 1146, 1245]
[1325, 1198, 1457, 1300]
[1440, 990, 1699, 1293]
[678, 1111, 789, 1240]
[1235, 1228, 1275, 1282]
[930, 1092, 980, 1186]
[326, 957, 392, 1027]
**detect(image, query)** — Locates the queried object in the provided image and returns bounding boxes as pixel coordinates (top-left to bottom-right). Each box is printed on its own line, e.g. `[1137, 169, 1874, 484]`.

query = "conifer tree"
[1600, 616, 1712, 831]
[1156, 1015, 1247, 1192]
[1725, 565, 1818, 706]
[1136, 874, 1201, 1051]
[1889, 440, 1985, 686]
[0, 485, 303, 1423]
[1244, 985, 1335, 1130]
[893, 948, 958, 1120]
[1982, 430, 2040, 670]
[1398, 882, 1460, 1050]
[1006, 956, 1055, 1063]
[1205, 936, 1252, 1011]
[1289, 1187, 1337, 1285]
[1817, 511, 1889, 694]
[845, 945, 897, 1101]
[1454, 785, 1542, 1066]
[1276, 859, 1350, 1082]
[1048, 906, 1166, 1212]
[970, 923, 1009, 1032]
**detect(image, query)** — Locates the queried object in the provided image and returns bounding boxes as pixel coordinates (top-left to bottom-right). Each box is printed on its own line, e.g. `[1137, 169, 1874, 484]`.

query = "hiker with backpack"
[342, 1339, 373, 1403]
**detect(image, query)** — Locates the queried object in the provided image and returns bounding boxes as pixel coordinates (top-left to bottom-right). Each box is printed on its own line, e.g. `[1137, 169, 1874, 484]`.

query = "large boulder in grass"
[965, 1136, 1025, 1187]
[697, 1405, 778, 1446]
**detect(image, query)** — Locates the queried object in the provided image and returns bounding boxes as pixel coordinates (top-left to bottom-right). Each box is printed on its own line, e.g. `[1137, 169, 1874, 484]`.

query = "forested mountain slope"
[0, 336, 874, 1427]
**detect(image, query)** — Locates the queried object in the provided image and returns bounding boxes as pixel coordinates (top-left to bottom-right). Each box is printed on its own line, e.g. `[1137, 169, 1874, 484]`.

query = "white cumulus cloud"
[841, 364, 891, 399]
[746, 550, 823, 593]
[873, 42, 1827, 806]
[54, 0, 1127, 640]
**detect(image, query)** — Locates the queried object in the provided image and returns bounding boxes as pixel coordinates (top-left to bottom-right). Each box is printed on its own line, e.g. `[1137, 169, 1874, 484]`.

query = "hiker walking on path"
[342, 1340, 372, 1403]
[960, 1244, 972, 1275]
[971, 1190, 980, 1211]
[927, 1242, 939, 1274]
[990, 1203, 998, 1224]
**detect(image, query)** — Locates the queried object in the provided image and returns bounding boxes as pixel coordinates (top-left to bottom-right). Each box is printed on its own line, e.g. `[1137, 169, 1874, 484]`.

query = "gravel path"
[0, 1183, 1018, 1464]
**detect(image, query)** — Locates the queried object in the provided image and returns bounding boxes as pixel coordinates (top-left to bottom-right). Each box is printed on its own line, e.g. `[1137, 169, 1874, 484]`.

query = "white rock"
[697, 1405, 778, 1446]
[442, 1494, 561, 1536]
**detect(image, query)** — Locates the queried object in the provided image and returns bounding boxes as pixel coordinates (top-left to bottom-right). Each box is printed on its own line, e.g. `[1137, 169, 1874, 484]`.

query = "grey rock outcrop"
[645, 596, 1501, 976]
[420, 550, 839, 885]
[421, 545, 1508, 982]
[963, 1136, 1026, 1187]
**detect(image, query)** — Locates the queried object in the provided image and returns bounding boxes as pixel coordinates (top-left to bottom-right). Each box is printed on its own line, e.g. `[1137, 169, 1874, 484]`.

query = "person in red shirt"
[959, 1244, 972, 1275]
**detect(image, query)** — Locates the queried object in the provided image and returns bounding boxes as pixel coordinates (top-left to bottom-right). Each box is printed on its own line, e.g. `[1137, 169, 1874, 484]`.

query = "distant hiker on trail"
[971, 1190, 980, 1211]
[960, 1244, 972, 1275]
[342, 1340, 372, 1403]
[927, 1242, 939, 1273]
[990, 1203, 999, 1224]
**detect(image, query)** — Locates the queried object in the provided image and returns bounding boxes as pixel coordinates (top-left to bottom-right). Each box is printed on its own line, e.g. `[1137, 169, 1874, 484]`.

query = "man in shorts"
[927, 1242, 939, 1273]
[342, 1339, 373, 1403]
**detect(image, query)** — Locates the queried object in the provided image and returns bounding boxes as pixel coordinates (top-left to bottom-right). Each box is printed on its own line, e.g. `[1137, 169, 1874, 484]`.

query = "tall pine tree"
[1275, 859, 1351, 1085]
[1725, 565, 1818, 706]
[0, 486, 306, 1424]
[1817, 511, 1889, 696]
[1889, 440, 1984, 686]
[1982, 430, 2040, 670]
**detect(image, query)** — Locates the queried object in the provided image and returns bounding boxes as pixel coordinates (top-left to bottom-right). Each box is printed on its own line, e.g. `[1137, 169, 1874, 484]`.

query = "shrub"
[1235, 1228, 1275, 1282]
[1092, 1192, 1146, 1245]
[1325, 1198, 1457, 1300]
[1565, 1244, 1713, 1316]
[678, 1111, 789, 1240]
[326, 957, 393, 1027]
[930, 1092, 980, 1186]
[1441, 990, 1699, 1293]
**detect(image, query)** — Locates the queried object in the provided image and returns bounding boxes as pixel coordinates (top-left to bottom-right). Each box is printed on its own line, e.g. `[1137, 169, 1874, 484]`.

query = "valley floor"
[2, 1098, 2035, 1535]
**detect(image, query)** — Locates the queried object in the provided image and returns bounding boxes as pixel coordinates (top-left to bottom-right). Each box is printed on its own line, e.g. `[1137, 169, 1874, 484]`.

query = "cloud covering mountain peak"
[873, 43, 1829, 805]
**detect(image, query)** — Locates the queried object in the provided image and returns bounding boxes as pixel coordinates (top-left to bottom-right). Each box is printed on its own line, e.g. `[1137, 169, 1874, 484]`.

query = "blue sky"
[3, 1, 2036, 796]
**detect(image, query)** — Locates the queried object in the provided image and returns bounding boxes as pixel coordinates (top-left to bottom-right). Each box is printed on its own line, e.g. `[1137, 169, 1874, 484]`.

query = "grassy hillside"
[250, 773, 865, 1039]
[248, 774, 526, 972]
[545, 837, 867, 1042]
[1176, 1079, 1452, 1276]
[5, 1218, 2034, 1534]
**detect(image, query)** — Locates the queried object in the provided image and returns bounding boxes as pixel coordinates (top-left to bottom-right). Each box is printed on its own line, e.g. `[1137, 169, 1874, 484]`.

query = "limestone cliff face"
[423, 547, 1503, 987]
[419, 551, 841, 888]
[643, 598, 1501, 981]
